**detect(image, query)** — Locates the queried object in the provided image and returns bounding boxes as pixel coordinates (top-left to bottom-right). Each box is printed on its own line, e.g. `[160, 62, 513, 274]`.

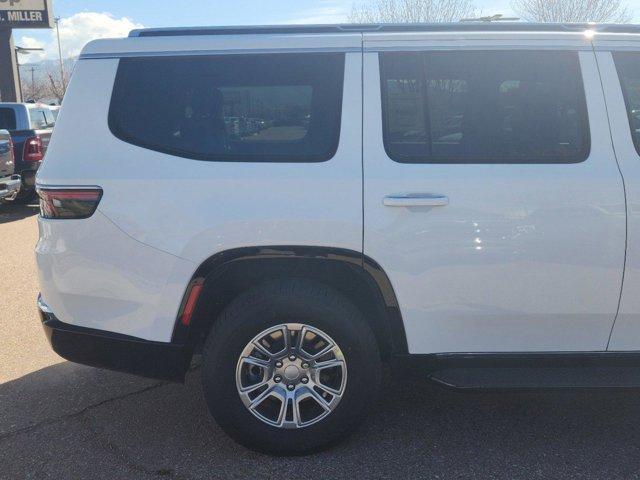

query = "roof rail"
[129, 22, 640, 38]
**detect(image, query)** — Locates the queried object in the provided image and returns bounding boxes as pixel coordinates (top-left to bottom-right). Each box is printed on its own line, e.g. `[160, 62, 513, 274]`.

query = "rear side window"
[109, 53, 345, 162]
[29, 108, 50, 129]
[0, 108, 16, 130]
[613, 52, 640, 156]
[380, 51, 589, 163]
[43, 108, 55, 127]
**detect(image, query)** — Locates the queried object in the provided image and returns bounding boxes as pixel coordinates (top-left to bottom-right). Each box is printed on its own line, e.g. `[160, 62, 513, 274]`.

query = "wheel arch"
[173, 246, 407, 360]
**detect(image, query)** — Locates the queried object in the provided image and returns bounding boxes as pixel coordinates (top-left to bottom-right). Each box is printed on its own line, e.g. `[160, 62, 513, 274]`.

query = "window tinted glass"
[0, 108, 16, 130]
[43, 108, 55, 127]
[613, 52, 640, 155]
[29, 108, 48, 129]
[381, 51, 589, 163]
[109, 53, 345, 162]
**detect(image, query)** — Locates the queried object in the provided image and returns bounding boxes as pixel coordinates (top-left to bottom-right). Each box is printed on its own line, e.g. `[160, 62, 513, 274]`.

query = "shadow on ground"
[1, 362, 640, 479]
[0, 203, 39, 224]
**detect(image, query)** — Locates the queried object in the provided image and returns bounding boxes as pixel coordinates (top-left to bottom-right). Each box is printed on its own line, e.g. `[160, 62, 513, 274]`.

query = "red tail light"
[23, 136, 44, 162]
[37, 188, 103, 219]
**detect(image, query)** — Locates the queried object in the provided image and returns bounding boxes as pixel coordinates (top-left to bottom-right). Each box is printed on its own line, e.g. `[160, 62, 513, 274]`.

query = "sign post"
[0, 0, 53, 102]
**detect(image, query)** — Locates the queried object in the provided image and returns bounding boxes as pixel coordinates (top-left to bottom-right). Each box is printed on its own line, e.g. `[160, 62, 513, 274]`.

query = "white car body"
[35, 24, 640, 373]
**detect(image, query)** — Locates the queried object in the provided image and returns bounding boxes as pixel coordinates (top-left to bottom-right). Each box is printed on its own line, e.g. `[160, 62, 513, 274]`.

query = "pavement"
[2, 203, 640, 479]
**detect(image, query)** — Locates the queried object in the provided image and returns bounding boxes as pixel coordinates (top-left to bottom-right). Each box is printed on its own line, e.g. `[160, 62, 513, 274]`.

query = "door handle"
[383, 194, 449, 207]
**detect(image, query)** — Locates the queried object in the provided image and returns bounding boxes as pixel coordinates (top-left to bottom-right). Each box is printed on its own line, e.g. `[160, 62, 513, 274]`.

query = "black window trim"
[612, 51, 640, 157]
[107, 52, 346, 164]
[379, 49, 592, 165]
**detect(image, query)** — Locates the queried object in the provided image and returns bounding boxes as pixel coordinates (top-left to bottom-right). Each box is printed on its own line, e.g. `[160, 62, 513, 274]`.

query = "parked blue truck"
[0, 103, 55, 203]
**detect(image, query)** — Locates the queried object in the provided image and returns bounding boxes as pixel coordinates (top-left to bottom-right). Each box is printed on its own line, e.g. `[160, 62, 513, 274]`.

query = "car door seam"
[592, 44, 629, 350]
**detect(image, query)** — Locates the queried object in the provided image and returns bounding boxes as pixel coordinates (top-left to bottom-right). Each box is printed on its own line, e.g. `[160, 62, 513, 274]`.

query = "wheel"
[201, 278, 381, 455]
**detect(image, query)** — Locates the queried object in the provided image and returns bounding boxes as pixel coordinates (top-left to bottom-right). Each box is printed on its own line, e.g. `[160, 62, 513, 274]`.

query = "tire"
[201, 278, 381, 455]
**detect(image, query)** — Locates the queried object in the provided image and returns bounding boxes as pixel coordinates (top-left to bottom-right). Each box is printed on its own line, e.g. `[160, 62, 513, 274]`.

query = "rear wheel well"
[181, 249, 406, 361]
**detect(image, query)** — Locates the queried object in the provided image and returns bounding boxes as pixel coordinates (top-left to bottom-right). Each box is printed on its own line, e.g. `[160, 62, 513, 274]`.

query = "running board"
[399, 352, 640, 390]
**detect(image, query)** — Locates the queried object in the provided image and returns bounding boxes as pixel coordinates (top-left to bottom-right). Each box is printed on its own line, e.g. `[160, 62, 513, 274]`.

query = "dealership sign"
[0, 0, 53, 28]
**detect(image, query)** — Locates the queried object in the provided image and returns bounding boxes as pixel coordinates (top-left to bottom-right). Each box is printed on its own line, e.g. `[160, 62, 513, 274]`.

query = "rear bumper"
[0, 174, 21, 200]
[38, 296, 192, 382]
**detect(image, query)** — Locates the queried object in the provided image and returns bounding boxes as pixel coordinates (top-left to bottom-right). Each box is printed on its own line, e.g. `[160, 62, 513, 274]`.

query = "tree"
[45, 70, 66, 104]
[21, 68, 48, 103]
[349, 0, 476, 23]
[511, 0, 632, 23]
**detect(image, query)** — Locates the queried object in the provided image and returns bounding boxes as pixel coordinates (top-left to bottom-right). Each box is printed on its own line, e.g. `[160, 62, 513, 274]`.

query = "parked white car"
[35, 23, 640, 455]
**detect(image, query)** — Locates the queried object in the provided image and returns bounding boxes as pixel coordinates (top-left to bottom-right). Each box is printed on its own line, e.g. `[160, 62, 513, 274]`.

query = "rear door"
[363, 33, 626, 354]
[595, 40, 640, 351]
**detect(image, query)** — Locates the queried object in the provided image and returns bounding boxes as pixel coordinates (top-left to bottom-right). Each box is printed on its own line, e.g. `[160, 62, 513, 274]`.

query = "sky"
[13, 0, 640, 63]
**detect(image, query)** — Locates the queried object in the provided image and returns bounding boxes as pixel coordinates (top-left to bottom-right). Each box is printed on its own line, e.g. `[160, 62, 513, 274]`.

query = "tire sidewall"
[201, 282, 380, 455]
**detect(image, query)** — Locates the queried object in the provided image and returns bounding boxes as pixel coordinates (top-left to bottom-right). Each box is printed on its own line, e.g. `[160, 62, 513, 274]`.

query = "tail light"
[23, 136, 44, 162]
[37, 188, 103, 219]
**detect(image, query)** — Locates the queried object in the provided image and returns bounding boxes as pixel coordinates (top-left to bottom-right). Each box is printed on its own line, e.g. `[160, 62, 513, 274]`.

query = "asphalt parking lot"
[3, 203, 640, 479]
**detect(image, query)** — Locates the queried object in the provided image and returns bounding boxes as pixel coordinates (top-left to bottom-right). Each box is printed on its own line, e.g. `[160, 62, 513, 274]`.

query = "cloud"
[19, 12, 143, 62]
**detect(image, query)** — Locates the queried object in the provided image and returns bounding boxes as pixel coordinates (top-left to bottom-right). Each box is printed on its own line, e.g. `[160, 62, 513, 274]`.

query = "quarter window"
[380, 51, 590, 163]
[613, 52, 640, 156]
[109, 53, 345, 162]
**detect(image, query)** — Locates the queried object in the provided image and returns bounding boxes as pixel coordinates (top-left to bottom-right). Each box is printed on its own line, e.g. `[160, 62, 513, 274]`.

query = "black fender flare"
[172, 246, 408, 356]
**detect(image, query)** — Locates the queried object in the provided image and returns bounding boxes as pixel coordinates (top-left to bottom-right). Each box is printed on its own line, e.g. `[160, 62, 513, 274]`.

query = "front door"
[363, 38, 626, 354]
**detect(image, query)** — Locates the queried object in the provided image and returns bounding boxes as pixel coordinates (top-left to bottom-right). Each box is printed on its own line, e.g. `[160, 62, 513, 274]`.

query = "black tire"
[201, 278, 381, 455]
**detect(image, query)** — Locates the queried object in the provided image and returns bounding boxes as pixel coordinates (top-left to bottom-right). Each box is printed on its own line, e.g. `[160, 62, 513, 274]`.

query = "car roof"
[79, 22, 640, 60]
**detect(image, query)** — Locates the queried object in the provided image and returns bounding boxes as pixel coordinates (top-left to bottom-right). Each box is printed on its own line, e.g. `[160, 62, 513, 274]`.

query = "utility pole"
[30, 66, 36, 98]
[55, 16, 66, 93]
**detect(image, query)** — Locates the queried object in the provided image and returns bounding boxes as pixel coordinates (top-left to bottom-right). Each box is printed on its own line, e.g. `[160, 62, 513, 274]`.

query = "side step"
[401, 352, 640, 390]
[429, 366, 640, 389]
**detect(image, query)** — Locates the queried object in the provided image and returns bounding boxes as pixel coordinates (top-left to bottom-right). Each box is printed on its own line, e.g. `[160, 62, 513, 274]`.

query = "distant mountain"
[18, 57, 77, 104]
[18, 57, 77, 85]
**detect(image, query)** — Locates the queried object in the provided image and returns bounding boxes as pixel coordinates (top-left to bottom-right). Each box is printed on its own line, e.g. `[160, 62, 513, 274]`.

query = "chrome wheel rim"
[235, 323, 347, 429]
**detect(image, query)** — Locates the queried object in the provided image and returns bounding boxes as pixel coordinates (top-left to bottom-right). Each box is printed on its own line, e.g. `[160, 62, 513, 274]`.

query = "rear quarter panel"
[38, 50, 363, 262]
[36, 39, 363, 342]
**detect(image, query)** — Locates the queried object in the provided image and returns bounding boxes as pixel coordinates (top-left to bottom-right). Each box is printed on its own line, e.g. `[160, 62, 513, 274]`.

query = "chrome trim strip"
[79, 46, 362, 60]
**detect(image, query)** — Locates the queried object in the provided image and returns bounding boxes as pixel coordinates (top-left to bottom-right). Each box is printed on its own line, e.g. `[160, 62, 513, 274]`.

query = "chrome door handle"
[383, 194, 449, 207]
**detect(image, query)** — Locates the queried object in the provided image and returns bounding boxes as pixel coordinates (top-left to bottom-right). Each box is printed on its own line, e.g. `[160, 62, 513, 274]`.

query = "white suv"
[36, 23, 640, 455]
